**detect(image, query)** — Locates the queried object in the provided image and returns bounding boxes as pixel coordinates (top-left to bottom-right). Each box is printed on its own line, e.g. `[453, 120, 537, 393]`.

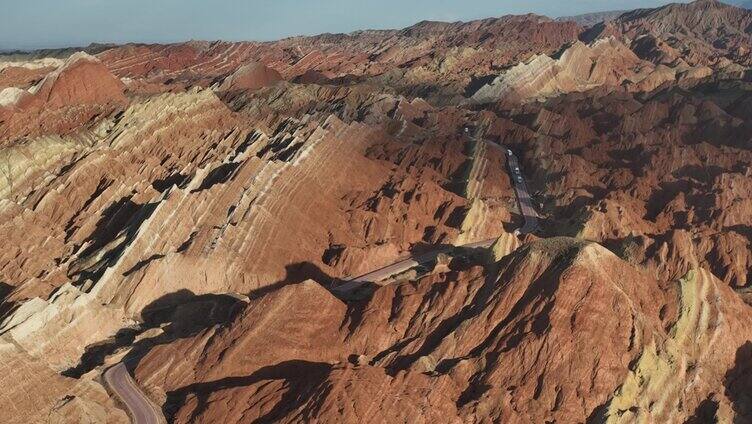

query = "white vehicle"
[507, 149, 512, 155]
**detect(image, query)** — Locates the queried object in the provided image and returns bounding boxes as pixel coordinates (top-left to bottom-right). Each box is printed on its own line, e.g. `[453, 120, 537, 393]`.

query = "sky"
[2, 0, 690, 51]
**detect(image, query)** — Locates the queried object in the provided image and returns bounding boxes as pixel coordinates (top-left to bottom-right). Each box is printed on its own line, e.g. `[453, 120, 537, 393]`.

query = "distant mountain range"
[733, 0, 752, 7]
[556, 10, 626, 26]
[560, 0, 751, 27]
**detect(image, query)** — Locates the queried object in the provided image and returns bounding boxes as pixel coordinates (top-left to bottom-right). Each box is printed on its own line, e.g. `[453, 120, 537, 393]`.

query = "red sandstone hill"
[75, 13, 581, 104]
[134, 238, 752, 423]
[0, 52, 126, 141]
[0, 1, 752, 423]
[584, 0, 752, 65]
[218, 62, 283, 91]
[29, 52, 126, 107]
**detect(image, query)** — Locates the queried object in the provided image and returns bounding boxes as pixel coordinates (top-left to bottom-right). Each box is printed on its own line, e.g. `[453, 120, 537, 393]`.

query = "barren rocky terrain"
[1, 0, 752, 422]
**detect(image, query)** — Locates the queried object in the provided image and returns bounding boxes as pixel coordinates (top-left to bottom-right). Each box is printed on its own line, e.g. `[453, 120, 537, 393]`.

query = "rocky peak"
[31, 51, 126, 107]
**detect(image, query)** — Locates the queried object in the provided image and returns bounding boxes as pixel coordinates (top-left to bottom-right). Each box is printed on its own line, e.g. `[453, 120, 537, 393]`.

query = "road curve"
[104, 137, 540, 419]
[333, 238, 496, 294]
[104, 363, 164, 424]
[335, 137, 539, 295]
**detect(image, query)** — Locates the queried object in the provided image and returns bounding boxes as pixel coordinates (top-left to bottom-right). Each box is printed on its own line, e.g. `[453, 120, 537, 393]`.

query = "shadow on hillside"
[62, 290, 245, 379]
[503, 211, 524, 233]
[685, 396, 720, 424]
[247, 261, 336, 300]
[164, 360, 333, 422]
[190, 162, 240, 193]
[408, 241, 456, 257]
[0, 281, 17, 321]
[67, 196, 159, 288]
[151, 172, 190, 193]
[65, 260, 338, 379]
[724, 341, 752, 423]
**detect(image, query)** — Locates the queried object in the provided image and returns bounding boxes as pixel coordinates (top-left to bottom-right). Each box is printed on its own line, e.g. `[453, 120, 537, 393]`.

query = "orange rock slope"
[1, 1, 752, 423]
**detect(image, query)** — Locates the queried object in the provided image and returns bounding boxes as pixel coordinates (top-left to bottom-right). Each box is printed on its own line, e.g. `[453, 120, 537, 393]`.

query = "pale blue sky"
[2, 0, 688, 50]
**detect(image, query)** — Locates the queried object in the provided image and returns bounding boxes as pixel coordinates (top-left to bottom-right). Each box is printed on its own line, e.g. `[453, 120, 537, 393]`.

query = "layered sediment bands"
[484, 79, 752, 289]
[603, 268, 735, 422]
[130, 237, 752, 423]
[0, 338, 128, 424]
[0, 52, 127, 142]
[90, 14, 580, 102]
[455, 139, 514, 245]
[470, 36, 716, 104]
[0, 77, 506, 375]
[472, 37, 644, 103]
[471, 1, 752, 103]
[2, 2, 752, 422]
[0, 89, 236, 303]
[585, 0, 752, 67]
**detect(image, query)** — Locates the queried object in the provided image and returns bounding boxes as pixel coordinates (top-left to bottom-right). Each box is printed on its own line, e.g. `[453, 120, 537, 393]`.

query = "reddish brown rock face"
[218, 62, 283, 92]
[0, 52, 127, 141]
[2, 1, 752, 423]
[132, 239, 752, 423]
[585, 0, 752, 66]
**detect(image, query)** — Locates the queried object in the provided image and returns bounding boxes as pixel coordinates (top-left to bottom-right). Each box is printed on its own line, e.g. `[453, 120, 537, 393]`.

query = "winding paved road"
[333, 238, 496, 294]
[104, 363, 164, 424]
[105, 136, 539, 423]
[334, 136, 539, 295]
[488, 142, 540, 234]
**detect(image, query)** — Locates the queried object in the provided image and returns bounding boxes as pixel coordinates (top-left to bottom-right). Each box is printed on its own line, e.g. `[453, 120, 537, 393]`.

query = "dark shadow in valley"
[503, 211, 525, 233]
[67, 260, 338, 381]
[62, 290, 246, 379]
[673, 164, 724, 186]
[67, 197, 160, 288]
[724, 341, 752, 423]
[644, 180, 691, 220]
[444, 205, 468, 229]
[65, 193, 131, 247]
[248, 261, 337, 301]
[605, 145, 647, 171]
[464, 74, 497, 98]
[62, 327, 142, 378]
[122, 253, 166, 277]
[684, 395, 719, 424]
[408, 241, 456, 257]
[190, 162, 240, 193]
[585, 401, 608, 424]
[65, 261, 340, 419]
[151, 172, 190, 192]
[0, 281, 17, 321]
[163, 360, 333, 423]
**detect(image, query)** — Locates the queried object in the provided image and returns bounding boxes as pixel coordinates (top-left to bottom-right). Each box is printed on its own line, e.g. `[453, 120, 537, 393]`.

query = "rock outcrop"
[129, 237, 752, 423]
[0, 52, 126, 142]
[585, 0, 752, 66]
[218, 62, 283, 91]
[1, 2, 752, 423]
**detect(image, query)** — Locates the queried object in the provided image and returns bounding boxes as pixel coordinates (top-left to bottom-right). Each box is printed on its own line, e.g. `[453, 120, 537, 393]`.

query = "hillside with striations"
[1, 1, 752, 423]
